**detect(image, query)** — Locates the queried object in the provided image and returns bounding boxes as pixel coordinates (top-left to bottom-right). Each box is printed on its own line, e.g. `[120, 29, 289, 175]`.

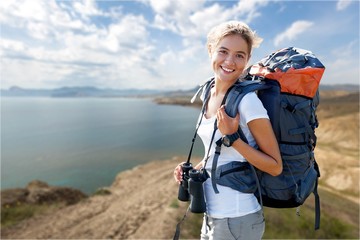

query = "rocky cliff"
[1, 157, 191, 239]
[1, 180, 87, 207]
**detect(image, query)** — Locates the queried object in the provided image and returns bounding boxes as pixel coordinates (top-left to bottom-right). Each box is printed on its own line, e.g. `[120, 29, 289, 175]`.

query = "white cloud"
[188, 3, 231, 38]
[1, 0, 357, 90]
[0, 0, 45, 28]
[0, 0, 271, 90]
[322, 40, 360, 85]
[1, 58, 70, 88]
[234, 0, 269, 22]
[72, 0, 104, 19]
[148, 0, 269, 39]
[1, 39, 26, 53]
[2, 0, 47, 21]
[153, 14, 176, 32]
[336, 0, 353, 11]
[274, 20, 314, 47]
[331, 39, 358, 58]
[0, 0, 158, 89]
[149, 0, 205, 37]
[104, 15, 149, 52]
[155, 48, 211, 89]
[0, 0, 95, 42]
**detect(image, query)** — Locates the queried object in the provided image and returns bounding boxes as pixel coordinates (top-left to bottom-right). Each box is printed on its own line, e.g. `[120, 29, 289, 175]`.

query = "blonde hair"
[206, 21, 263, 56]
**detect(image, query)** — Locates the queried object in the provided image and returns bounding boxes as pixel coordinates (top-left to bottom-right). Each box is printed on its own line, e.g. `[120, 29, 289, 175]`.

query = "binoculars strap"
[173, 205, 190, 240]
[186, 89, 211, 164]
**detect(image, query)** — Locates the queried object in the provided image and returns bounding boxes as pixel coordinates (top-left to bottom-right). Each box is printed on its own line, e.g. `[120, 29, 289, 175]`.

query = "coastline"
[2, 90, 359, 239]
[1, 156, 200, 239]
[153, 95, 202, 108]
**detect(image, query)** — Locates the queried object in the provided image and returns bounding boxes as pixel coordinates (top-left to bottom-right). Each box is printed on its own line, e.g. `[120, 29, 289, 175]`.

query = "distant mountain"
[0, 86, 164, 98]
[319, 84, 359, 92]
[1, 86, 53, 97]
[161, 84, 360, 97]
[1, 83, 358, 98]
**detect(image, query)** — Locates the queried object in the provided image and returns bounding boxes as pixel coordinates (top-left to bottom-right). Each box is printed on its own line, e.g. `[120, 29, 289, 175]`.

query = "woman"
[174, 21, 282, 240]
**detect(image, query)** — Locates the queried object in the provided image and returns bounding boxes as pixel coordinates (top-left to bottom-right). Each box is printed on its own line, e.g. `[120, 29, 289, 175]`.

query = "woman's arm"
[233, 118, 282, 176]
[217, 106, 282, 176]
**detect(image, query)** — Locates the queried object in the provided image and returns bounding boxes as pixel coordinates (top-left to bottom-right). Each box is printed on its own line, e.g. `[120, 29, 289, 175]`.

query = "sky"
[0, 0, 359, 90]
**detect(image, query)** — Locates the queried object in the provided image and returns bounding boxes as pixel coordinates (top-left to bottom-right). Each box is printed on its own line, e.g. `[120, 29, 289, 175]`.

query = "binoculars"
[177, 163, 207, 213]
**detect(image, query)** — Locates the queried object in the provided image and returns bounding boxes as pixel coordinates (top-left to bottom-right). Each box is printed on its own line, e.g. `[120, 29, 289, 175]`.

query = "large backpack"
[197, 47, 325, 230]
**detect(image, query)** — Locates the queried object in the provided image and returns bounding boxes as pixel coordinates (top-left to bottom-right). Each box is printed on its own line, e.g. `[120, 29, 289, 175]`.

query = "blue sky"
[0, 0, 359, 90]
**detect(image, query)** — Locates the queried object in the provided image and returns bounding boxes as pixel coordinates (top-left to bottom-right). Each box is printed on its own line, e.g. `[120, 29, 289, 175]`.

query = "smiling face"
[210, 34, 250, 83]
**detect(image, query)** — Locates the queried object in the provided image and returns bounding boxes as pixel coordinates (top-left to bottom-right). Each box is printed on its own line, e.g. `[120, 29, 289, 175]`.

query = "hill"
[1, 90, 359, 239]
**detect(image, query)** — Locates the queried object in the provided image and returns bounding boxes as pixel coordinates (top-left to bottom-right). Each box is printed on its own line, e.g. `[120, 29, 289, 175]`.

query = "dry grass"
[315, 91, 359, 201]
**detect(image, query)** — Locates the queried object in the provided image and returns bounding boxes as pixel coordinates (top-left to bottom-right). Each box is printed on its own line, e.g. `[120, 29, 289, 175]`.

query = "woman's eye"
[236, 54, 245, 59]
[219, 50, 227, 54]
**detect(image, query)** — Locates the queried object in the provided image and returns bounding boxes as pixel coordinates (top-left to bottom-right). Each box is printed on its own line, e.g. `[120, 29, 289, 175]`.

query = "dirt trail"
[2, 157, 188, 239]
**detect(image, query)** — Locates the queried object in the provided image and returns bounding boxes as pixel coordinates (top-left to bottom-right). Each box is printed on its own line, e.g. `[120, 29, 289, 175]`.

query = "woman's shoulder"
[240, 91, 262, 107]
[238, 91, 268, 122]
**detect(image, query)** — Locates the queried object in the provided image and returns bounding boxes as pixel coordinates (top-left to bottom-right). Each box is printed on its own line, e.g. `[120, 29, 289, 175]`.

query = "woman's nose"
[224, 54, 235, 64]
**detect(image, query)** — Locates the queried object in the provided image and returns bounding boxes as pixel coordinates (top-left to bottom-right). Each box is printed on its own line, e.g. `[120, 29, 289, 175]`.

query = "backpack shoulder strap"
[191, 77, 214, 104]
[224, 80, 269, 118]
[209, 80, 268, 194]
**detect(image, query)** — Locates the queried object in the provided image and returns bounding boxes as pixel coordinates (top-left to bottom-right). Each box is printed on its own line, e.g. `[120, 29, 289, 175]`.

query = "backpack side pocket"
[215, 161, 257, 194]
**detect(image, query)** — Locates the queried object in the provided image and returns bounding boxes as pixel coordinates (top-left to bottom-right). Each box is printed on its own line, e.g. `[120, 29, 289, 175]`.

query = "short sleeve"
[238, 92, 269, 127]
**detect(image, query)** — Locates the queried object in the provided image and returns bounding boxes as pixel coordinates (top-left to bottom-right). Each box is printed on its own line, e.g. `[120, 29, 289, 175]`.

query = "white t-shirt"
[197, 92, 269, 218]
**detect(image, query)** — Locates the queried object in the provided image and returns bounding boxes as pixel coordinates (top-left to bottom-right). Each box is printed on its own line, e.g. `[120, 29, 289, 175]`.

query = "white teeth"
[222, 66, 234, 73]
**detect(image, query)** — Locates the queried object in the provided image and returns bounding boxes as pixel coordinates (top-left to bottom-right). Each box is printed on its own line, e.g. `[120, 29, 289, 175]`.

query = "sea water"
[1, 97, 204, 194]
